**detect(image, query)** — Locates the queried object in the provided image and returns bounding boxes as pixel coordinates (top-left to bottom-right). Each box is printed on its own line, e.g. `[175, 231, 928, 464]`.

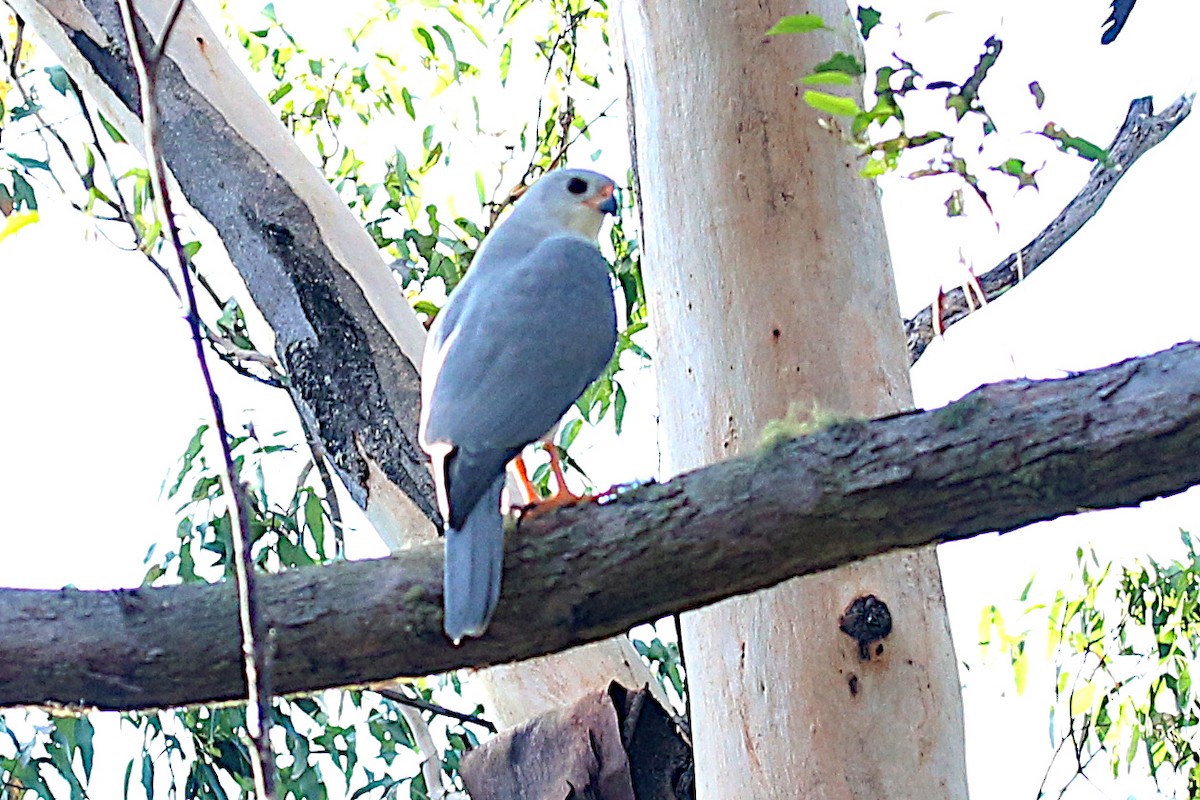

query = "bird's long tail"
[443, 476, 505, 645]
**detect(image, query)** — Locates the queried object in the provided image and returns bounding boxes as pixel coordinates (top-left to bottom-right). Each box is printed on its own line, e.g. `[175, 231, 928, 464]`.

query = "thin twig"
[4, 32, 80, 196]
[375, 687, 497, 734]
[148, 0, 187, 66]
[672, 614, 692, 741]
[65, 72, 285, 387]
[294, 414, 346, 559]
[396, 703, 448, 800]
[904, 94, 1194, 364]
[7, 14, 23, 84]
[485, 8, 596, 229]
[485, 98, 617, 230]
[113, 1, 277, 797]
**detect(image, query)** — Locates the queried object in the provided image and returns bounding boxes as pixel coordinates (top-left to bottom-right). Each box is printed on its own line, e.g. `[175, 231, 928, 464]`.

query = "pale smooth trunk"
[618, 0, 968, 796]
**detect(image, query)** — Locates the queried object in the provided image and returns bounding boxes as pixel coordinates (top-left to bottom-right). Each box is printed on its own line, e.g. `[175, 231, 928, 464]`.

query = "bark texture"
[620, 1, 965, 796]
[459, 682, 691, 800]
[459, 685, 636, 800]
[2, 343, 1198, 711]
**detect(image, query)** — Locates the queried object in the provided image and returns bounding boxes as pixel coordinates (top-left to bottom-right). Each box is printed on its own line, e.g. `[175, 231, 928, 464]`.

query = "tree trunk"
[619, 1, 968, 796]
[12, 0, 663, 727]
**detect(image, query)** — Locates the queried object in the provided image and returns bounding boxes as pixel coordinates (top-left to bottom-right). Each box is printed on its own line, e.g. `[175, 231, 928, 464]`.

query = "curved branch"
[3, 342, 1199, 712]
[905, 94, 1194, 364]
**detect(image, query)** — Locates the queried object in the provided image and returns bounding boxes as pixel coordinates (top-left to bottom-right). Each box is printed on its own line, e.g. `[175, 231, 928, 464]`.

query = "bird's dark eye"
[566, 177, 588, 195]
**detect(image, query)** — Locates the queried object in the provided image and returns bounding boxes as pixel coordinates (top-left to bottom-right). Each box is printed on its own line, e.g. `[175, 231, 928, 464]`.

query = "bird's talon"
[518, 491, 596, 521]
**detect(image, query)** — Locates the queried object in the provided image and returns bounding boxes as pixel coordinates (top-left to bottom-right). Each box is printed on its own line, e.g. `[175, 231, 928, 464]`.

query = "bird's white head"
[511, 169, 618, 241]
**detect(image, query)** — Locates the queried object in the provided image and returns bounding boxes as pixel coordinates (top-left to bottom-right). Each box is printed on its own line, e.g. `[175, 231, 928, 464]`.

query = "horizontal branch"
[3, 342, 1199, 711]
[904, 94, 1194, 364]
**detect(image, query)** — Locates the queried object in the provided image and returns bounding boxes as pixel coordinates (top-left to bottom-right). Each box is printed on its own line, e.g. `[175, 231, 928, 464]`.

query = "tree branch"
[904, 94, 1194, 364]
[3, 342, 1199, 712]
[114, 1, 277, 793]
[7, 0, 440, 538]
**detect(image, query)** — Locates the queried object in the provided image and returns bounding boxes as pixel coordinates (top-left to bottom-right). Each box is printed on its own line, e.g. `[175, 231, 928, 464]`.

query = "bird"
[419, 168, 620, 644]
[1102, 0, 1137, 44]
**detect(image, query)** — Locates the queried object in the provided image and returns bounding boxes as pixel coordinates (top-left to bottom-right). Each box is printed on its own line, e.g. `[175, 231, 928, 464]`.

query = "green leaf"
[99, 113, 126, 144]
[800, 71, 855, 86]
[12, 758, 55, 800]
[558, 418, 584, 450]
[45, 718, 89, 800]
[990, 158, 1038, 189]
[304, 490, 326, 558]
[123, 758, 134, 800]
[499, 39, 513, 85]
[169, 425, 210, 498]
[44, 65, 74, 97]
[7, 154, 51, 172]
[432, 24, 462, 79]
[802, 90, 861, 116]
[859, 155, 889, 179]
[814, 52, 866, 76]
[613, 383, 627, 434]
[857, 6, 883, 39]
[951, 36, 1002, 120]
[10, 171, 37, 210]
[352, 777, 396, 799]
[9, 99, 43, 122]
[414, 27, 436, 55]
[141, 753, 155, 800]
[410, 770, 428, 800]
[1039, 123, 1111, 164]
[268, 81, 293, 104]
[767, 14, 827, 35]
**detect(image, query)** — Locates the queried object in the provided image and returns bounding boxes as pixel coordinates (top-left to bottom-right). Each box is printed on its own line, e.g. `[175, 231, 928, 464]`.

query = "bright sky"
[0, 0, 1197, 797]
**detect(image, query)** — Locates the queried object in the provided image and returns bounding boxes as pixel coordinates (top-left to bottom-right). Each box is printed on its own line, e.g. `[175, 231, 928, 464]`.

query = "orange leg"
[547, 445, 575, 502]
[519, 444, 593, 519]
[512, 453, 540, 506]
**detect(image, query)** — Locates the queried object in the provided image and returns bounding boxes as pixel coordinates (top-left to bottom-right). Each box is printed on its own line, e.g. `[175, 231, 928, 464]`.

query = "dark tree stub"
[839, 594, 893, 661]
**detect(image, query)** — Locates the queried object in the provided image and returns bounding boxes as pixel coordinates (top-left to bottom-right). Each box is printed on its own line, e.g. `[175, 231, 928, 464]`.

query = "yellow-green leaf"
[800, 71, 855, 86]
[0, 210, 38, 243]
[767, 14, 827, 35]
[1070, 683, 1097, 716]
[1012, 651, 1028, 693]
[803, 90, 861, 117]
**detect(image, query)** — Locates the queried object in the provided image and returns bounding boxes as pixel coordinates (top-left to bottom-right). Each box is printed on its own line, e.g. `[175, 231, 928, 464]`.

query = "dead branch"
[905, 95, 1194, 364]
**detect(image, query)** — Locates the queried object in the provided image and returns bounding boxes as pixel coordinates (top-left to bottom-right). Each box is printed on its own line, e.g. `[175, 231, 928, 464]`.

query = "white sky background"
[0, 0, 1197, 797]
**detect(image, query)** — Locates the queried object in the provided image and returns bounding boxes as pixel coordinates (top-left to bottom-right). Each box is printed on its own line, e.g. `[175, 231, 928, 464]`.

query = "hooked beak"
[585, 183, 619, 215]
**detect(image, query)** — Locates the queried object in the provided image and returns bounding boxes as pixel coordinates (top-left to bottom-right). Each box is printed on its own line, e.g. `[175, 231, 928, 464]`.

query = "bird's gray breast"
[422, 234, 618, 458]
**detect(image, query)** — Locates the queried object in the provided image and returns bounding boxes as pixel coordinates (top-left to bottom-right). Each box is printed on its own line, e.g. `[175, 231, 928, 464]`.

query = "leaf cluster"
[980, 533, 1200, 797]
[769, 6, 1111, 218]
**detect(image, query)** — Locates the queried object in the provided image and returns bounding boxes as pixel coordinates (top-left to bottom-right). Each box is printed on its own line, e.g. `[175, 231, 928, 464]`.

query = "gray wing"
[421, 236, 618, 527]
